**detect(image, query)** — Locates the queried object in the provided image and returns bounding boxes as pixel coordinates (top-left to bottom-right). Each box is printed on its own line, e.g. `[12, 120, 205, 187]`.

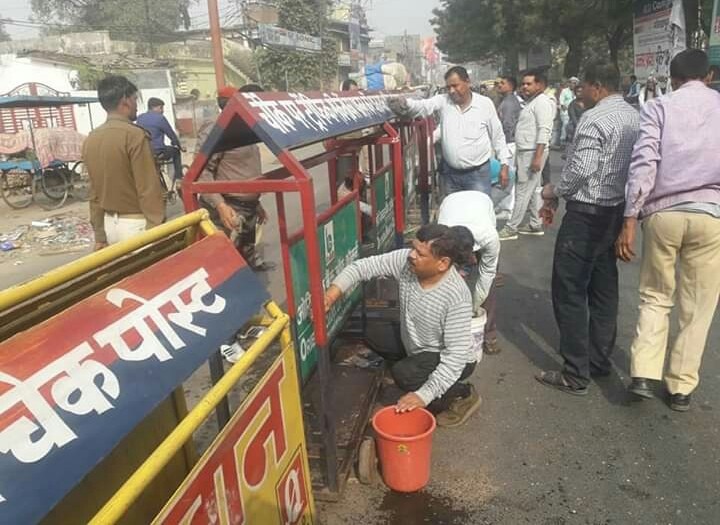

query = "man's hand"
[540, 185, 559, 225]
[539, 202, 557, 225]
[499, 165, 510, 189]
[324, 284, 343, 312]
[395, 392, 427, 413]
[94, 242, 108, 251]
[616, 218, 638, 262]
[387, 96, 410, 117]
[217, 202, 238, 232]
[530, 155, 544, 174]
[257, 204, 268, 225]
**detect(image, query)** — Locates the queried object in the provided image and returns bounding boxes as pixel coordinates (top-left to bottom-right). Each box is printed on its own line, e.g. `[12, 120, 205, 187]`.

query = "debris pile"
[0, 214, 94, 260]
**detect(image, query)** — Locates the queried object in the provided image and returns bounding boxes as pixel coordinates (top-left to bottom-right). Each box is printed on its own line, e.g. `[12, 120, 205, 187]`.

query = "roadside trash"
[220, 342, 246, 363]
[2, 214, 93, 260]
[13, 260, 23, 266]
[339, 347, 383, 369]
[0, 227, 27, 243]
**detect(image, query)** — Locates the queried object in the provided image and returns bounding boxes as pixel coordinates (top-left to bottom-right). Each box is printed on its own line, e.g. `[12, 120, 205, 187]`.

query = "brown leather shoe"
[437, 384, 482, 428]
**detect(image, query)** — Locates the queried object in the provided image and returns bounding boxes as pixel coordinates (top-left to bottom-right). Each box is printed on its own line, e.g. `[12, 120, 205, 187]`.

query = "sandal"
[535, 370, 588, 396]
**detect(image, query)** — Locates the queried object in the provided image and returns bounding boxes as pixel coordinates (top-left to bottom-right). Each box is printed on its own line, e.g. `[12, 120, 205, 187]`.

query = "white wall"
[1, 55, 178, 142]
[0, 55, 75, 94]
[73, 88, 177, 138]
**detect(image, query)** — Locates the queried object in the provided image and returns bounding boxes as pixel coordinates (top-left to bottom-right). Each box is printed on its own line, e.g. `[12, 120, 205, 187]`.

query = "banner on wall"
[633, 0, 686, 80]
[710, 0, 720, 65]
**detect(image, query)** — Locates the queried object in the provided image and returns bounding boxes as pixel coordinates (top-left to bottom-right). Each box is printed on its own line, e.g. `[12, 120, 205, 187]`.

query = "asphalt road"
[3, 149, 718, 525]
[318, 153, 720, 525]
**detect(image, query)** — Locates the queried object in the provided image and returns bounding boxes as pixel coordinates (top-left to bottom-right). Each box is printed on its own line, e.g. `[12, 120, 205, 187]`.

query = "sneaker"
[436, 384, 482, 428]
[495, 210, 511, 221]
[518, 225, 544, 236]
[497, 227, 518, 241]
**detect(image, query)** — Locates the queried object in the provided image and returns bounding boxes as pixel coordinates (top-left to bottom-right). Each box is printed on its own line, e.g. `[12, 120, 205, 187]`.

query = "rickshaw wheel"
[1, 169, 33, 209]
[69, 161, 91, 201]
[35, 168, 69, 210]
[357, 436, 381, 485]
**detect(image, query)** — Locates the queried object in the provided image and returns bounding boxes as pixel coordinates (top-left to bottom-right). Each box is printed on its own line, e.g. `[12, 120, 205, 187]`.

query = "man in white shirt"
[388, 66, 511, 198]
[438, 191, 501, 355]
[559, 77, 579, 144]
[499, 69, 555, 240]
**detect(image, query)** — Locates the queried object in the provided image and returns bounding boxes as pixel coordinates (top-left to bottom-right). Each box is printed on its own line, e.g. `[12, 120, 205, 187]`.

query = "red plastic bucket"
[372, 406, 437, 492]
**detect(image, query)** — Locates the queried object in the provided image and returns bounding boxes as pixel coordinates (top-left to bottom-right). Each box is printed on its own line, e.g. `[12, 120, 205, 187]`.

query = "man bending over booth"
[324, 224, 481, 428]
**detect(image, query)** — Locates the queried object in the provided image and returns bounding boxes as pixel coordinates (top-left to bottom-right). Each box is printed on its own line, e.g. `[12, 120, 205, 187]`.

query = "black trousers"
[551, 204, 624, 388]
[201, 198, 262, 267]
[155, 146, 183, 182]
[366, 322, 476, 413]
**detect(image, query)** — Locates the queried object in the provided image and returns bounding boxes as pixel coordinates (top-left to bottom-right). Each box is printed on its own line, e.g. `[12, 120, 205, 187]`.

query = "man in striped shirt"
[324, 225, 480, 427]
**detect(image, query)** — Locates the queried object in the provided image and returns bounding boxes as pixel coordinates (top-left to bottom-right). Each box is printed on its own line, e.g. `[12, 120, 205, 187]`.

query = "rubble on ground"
[0, 213, 93, 262]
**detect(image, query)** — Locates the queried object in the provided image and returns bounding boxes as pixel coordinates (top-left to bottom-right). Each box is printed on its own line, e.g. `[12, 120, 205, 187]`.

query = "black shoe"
[535, 370, 588, 396]
[670, 393, 691, 412]
[629, 378, 654, 399]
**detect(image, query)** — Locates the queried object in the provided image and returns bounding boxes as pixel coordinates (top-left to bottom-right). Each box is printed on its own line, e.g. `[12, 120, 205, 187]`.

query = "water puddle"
[379, 491, 471, 524]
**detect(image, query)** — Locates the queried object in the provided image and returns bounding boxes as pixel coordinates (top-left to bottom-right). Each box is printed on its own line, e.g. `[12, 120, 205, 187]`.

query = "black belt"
[444, 159, 489, 173]
[565, 201, 624, 216]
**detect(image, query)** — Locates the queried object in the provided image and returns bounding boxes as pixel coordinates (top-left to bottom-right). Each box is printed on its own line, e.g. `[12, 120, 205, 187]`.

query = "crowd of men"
[82, 48, 720, 428]
[371, 48, 720, 424]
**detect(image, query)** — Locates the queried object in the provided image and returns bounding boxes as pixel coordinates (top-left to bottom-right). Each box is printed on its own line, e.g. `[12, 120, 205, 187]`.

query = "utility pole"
[208, 0, 226, 91]
[144, 0, 155, 57]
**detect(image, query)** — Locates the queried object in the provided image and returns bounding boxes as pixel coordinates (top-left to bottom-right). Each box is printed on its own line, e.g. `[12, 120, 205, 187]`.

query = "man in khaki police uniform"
[84, 75, 164, 250]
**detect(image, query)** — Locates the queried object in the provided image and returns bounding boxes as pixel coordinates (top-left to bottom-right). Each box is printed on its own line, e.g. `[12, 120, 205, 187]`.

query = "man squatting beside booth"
[324, 225, 482, 428]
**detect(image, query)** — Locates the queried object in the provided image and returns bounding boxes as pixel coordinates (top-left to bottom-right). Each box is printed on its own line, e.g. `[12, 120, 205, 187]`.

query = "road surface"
[318, 153, 720, 525]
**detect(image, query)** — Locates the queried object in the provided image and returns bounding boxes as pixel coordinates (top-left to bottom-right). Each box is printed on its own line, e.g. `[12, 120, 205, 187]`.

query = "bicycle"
[66, 160, 91, 201]
[155, 146, 189, 204]
[0, 159, 71, 210]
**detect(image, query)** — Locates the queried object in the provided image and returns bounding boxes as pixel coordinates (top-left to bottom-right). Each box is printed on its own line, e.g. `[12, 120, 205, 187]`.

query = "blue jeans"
[440, 161, 492, 197]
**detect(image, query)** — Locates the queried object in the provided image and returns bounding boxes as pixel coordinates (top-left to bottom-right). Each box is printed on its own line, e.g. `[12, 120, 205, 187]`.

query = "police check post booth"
[182, 88, 441, 498]
[0, 211, 315, 524]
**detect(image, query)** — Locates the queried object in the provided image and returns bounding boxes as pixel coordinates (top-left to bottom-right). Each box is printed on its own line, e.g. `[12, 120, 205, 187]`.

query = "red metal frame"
[181, 90, 436, 494]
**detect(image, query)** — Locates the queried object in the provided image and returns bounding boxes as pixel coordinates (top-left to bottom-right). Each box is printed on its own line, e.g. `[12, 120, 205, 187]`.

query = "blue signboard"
[0, 234, 268, 524]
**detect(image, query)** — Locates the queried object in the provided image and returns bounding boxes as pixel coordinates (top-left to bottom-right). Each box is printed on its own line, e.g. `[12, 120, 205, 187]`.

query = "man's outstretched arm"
[325, 249, 410, 311]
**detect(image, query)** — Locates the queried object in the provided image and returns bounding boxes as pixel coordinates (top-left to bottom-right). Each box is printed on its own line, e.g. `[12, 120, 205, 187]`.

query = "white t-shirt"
[437, 191, 499, 307]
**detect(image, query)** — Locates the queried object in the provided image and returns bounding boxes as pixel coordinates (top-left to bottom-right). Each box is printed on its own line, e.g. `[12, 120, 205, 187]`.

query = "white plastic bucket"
[471, 308, 487, 362]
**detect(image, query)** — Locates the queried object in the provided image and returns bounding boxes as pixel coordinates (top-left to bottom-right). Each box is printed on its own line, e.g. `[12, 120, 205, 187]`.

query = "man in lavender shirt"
[616, 50, 720, 412]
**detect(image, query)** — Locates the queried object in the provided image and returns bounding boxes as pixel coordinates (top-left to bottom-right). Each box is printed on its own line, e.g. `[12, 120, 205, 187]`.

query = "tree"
[433, 0, 634, 77]
[31, 0, 192, 42]
[254, 0, 338, 90]
[432, 0, 531, 74]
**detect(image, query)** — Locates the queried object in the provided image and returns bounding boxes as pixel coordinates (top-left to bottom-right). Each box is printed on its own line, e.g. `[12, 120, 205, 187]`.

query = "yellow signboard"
[154, 343, 314, 524]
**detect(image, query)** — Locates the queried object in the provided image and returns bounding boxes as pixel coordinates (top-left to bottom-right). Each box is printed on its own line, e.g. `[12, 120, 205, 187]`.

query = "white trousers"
[495, 142, 517, 215]
[104, 213, 147, 245]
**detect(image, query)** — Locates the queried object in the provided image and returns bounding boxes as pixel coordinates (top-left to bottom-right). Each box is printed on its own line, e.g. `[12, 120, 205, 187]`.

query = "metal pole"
[208, 0, 226, 91]
[144, 0, 155, 57]
[208, 352, 232, 429]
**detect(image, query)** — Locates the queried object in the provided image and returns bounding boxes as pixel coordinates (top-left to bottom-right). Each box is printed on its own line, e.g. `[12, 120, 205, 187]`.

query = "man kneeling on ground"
[324, 224, 481, 427]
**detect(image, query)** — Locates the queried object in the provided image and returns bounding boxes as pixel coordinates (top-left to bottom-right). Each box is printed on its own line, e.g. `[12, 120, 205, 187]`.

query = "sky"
[365, 0, 440, 38]
[1, 0, 441, 40]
